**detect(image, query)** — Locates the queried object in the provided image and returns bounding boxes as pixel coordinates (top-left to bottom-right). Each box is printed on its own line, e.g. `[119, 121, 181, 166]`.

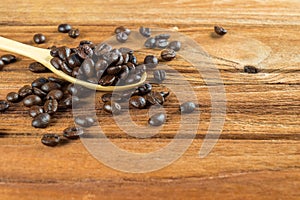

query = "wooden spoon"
[0, 36, 146, 91]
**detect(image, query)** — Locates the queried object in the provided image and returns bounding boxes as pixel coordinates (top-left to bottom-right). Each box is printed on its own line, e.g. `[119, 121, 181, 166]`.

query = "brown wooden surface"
[0, 0, 300, 199]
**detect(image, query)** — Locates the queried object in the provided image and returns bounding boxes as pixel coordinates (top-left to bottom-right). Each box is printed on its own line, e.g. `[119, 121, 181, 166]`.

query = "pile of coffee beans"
[0, 54, 17, 70]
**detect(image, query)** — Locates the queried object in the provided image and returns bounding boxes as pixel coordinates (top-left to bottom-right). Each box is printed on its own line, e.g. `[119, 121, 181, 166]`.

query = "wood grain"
[0, 0, 299, 199]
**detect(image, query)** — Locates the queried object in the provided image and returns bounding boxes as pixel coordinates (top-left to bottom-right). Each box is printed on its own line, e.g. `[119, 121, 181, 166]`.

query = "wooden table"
[0, 0, 299, 199]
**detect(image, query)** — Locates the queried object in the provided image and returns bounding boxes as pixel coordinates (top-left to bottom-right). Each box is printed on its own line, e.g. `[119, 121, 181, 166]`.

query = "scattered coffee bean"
[116, 32, 128, 43]
[103, 101, 122, 115]
[33, 87, 47, 98]
[148, 113, 166, 126]
[63, 126, 84, 139]
[136, 83, 152, 95]
[0, 100, 9, 112]
[153, 69, 166, 83]
[244, 65, 258, 74]
[41, 82, 61, 93]
[144, 91, 164, 105]
[144, 37, 156, 48]
[129, 96, 147, 109]
[168, 41, 181, 51]
[161, 49, 176, 61]
[23, 95, 43, 107]
[75, 115, 95, 127]
[58, 23, 72, 33]
[160, 91, 170, 98]
[144, 55, 158, 68]
[31, 77, 48, 88]
[44, 99, 58, 114]
[180, 102, 196, 114]
[33, 33, 46, 44]
[6, 92, 19, 102]
[66, 53, 82, 68]
[32, 113, 51, 128]
[29, 62, 48, 73]
[62, 95, 80, 108]
[46, 89, 63, 100]
[41, 134, 60, 147]
[156, 39, 169, 49]
[68, 29, 80, 38]
[139, 26, 151, 37]
[18, 85, 33, 98]
[1, 54, 17, 64]
[214, 25, 227, 36]
[28, 105, 44, 118]
[114, 26, 131, 35]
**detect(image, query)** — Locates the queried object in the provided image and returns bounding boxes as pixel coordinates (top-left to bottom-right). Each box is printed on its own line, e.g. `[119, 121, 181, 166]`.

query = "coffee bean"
[41, 82, 61, 93]
[135, 64, 147, 75]
[41, 134, 60, 147]
[6, 92, 19, 102]
[28, 105, 44, 118]
[66, 53, 82, 68]
[154, 34, 170, 40]
[78, 44, 93, 59]
[153, 69, 166, 83]
[29, 62, 48, 73]
[103, 101, 122, 115]
[119, 65, 130, 80]
[57, 46, 71, 61]
[33, 33, 46, 44]
[63, 127, 84, 139]
[50, 46, 59, 57]
[244, 65, 258, 74]
[23, 95, 42, 107]
[144, 37, 156, 48]
[48, 76, 67, 85]
[161, 49, 176, 61]
[58, 24, 72, 33]
[180, 102, 196, 114]
[107, 65, 122, 75]
[148, 113, 166, 126]
[168, 41, 181, 51]
[68, 29, 80, 38]
[1, 54, 17, 64]
[81, 58, 95, 77]
[139, 26, 151, 37]
[61, 62, 73, 75]
[50, 57, 63, 70]
[95, 59, 109, 71]
[160, 91, 170, 99]
[72, 67, 80, 77]
[0, 60, 4, 70]
[144, 55, 158, 68]
[46, 89, 63, 100]
[18, 85, 33, 98]
[114, 26, 131, 35]
[33, 87, 47, 98]
[94, 43, 112, 56]
[32, 113, 51, 128]
[116, 32, 128, 43]
[31, 77, 48, 88]
[136, 83, 152, 95]
[74, 115, 95, 127]
[125, 74, 141, 84]
[44, 99, 58, 114]
[62, 95, 80, 108]
[0, 100, 9, 112]
[156, 39, 169, 49]
[119, 47, 134, 54]
[129, 96, 146, 109]
[128, 54, 137, 65]
[214, 25, 227, 36]
[99, 74, 116, 86]
[144, 91, 164, 105]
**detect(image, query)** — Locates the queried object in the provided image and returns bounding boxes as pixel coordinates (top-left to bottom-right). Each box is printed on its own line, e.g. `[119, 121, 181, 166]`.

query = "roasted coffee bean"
[180, 102, 196, 114]
[31, 77, 48, 88]
[116, 32, 128, 43]
[129, 96, 146, 109]
[160, 91, 170, 99]
[23, 95, 42, 107]
[63, 127, 84, 139]
[68, 28, 80, 38]
[72, 67, 80, 77]
[244, 65, 258, 74]
[119, 47, 134, 54]
[94, 43, 112, 56]
[32, 113, 51, 128]
[33, 33, 46, 44]
[0, 100, 9, 112]
[161, 49, 176, 61]
[33, 87, 47, 98]
[41, 134, 60, 147]
[60, 62, 73, 75]
[62, 94, 80, 108]
[28, 62, 48, 73]
[75, 115, 95, 127]
[214, 25, 227, 36]
[46, 89, 63, 100]
[95, 59, 109, 71]
[154, 34, 170, 40]
[126, 62, 136, 71]
[121, 52, 130, 64]
[50, 46, 59, 57]
[108, 49, 122, 65]
[18, 85, 33, 98]
[48, 76, 67, 85]
[128, 54, 137, 65]
[153, 69, 166, 82]
[103, 101, 122, 115]
[136, 83, 152, 95]
[79, 40, 93, 46]
[168, 41, 181, 51]
[119, 65, 130, 80]
[139, 26, 151, 37]
[107, 65, 122, 75]
[41, 82, 61, 93]
[135, 64, 147, 75]
[44, 99, 58, 114]
[6, 92, 19, 102]
[148, 113, 166, 126]
[86, 77, 98, 84]
[50, 57, 63, 70]
[99, 74, 116, 86]
[0, 60, 4, 70]
[28, 105, 44, 118]
[81, 58, 95, 77]
[57, 46, 71, 61]
[155, 39, 169, 49]
[114, 26, 131, 35]
[1, 54, 17, 64]
[78, 44, 93, 59]
[101, 93, 112, 103]
[66, 84, 78, 95]
[144, 91, 164, 105]
[144, 55, 158, 68]
[58, 23, 72, 33]
[144, 37, 156, 48]
[66, 53, 82, 68]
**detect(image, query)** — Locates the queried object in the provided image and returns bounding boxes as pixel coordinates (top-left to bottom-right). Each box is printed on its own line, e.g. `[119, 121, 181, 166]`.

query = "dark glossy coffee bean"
[161, 49, 176, 61]
[116, 32, 128, 43]
[125, 74, 141, 84]
[156, 39, 169, 49]
[107, 65, 122, 75]
[153, 69, 166, 82]
[99, 74, 116, 86]
[68, 28, 80, 38]
[61, 62, 73, 75]
[148, 113, 166, 126]
[144, 91, 164, 105]
[144, 55, 158, 68]
[108, 49, 122, 65]
[95, 59, 109, 71]
[139, 26, 151, 37]
[33, 33, 46, 44]
[18, 85, 33, 98]
[32, 113, 51, 128]
[168, 41, 181, 51]
[81, 58, 95, 77]
[66, 84, 77, 95]
[41, 82, 61, 93]
[6, 92, 19, 102]
[33, 87, 47, 98]
[94, 43, 112, 56]
[28, 62, 48, 73]
[180, 102, 196, 114]
[0, 60, 4, 70]
[50, 46, 59, 57]
[119, 65, 130, 80]
[66, 53, 82, 68]
[114, 26, 131, 35]
[48, 76, 67, 85]
[129, 96, 146, 109]
[75, 115, 95, 127]
[62, 94, 80, 108]
[44, 99, 58, 114]
[41, 134, 60, 147]
[154, 34, 170, 40]
[50, 57, 63, 70]
[58, 23, 72, 33]
[31, 77, 48, 88]
[121, 52, 130, 64]
[126, 62, 136, 71]
[0, 100, 9, 112]
[214, 25, 227, 36]
[46, 89, 63, 100]
[63, 126, 84, 139]
[1, 54, 17, 64]
[28, 105, 44, 118]
[57, 46, 71, 61]
[78, 44, 93, 59]
[144, 37, 156, 48]
[23, 95, 42, 107]
[244, 65, 258, 74]
[136, 83, 152, 95]
[103, 101, 122, 115]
